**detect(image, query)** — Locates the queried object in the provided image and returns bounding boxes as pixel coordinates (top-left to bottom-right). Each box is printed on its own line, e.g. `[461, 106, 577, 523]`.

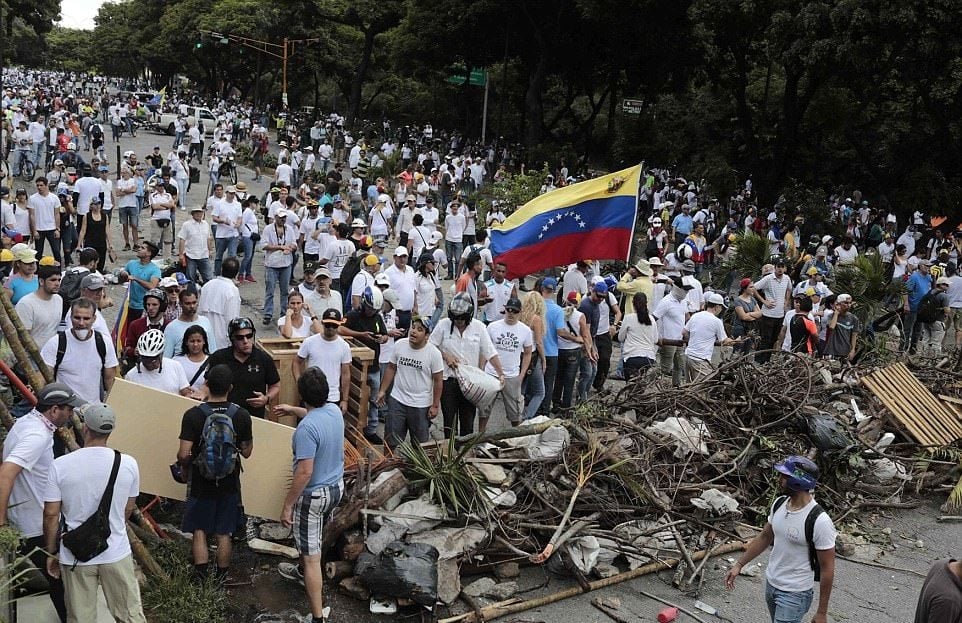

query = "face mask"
[71, 328, 92, 341]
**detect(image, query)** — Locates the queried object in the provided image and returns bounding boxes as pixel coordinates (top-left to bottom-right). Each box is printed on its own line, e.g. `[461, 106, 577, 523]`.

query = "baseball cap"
[504, 297, 522, 312]
[542, 277, 558, 291]
[174, 272, 189, 286]
[225, 185, 237, 193]
[303, 261, 318, 275]
[36, 382, 86, 409]
[937, 277, 951, 286]
[321, 308, 343, 325]
[315, 267, 332, 279]
[81, 403, 117, 434]
[739, 278, 752, 289]
[159, 276, 179, 289]
[363, 254, 380, 267]
[907, 256, 920, 266]
[680, 259, 696, 273]
[804, 287, 818, 297]
[374, 273, 390, 287]
[647, 256, 664, 267]
[704, 291, 726, 307]
[592, 282, 609, 295]
[566, 291, 581, 305]
[275, 208, 290, 218]
[80, 273, 106, 290]
[98, 165, 109, 172]
[190, 205, 205, 212]
[382, 288, 401, 309]
[806, 266, 819, 276]
[394, 246, 408, 257]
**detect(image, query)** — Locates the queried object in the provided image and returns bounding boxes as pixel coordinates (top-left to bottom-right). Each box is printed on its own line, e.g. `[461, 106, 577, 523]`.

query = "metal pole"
[481, 72, 489, 144]
[282, 37, 289, 110]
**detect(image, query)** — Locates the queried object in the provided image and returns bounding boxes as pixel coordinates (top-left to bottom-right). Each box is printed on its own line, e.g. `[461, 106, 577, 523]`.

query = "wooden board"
[862, 363, 962, 446]
[106, 379, 293, 521]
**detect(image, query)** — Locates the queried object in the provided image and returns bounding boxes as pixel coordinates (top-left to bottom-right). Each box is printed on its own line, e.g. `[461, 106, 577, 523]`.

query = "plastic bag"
[805, 413, 852, 451]
[455, 364, 501, 410]
[355, 541, 439, 607]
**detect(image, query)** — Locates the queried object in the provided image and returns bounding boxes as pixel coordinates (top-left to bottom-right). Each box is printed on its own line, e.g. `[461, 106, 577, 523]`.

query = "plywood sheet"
[106, 379, 293, 521]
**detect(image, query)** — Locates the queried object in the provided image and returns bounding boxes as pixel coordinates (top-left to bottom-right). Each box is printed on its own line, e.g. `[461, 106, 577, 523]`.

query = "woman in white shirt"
[239, 201, 259, 282]
[413, 253, 442, 328]
[278, 290, 321, 338]
[173, 324, 211, 398]
[618, 292, 659, 380]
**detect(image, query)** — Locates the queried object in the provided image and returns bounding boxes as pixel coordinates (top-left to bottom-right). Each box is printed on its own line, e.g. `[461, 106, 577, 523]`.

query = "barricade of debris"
[283, 351, 962, 621]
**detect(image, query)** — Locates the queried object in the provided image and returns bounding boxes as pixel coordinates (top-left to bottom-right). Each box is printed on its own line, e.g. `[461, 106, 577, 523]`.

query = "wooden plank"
[106, 379, 293, 521]
[888, 364, 962, 442]
[862, 375, 936, 445]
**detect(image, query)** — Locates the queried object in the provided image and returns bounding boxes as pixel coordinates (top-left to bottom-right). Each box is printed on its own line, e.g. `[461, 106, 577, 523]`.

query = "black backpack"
[59, 268, 86, 318]
[916, 290, 941, 324]
[771, 496, 827, 581]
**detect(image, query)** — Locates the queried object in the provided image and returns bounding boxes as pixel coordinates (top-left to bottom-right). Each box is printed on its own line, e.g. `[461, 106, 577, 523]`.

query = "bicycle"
[13, 150, 35, 181]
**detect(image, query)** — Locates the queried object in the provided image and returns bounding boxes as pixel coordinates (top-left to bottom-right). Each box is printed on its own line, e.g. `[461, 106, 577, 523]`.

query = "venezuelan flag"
[111, 287, 130, 357]
[490, 165, 642, 278]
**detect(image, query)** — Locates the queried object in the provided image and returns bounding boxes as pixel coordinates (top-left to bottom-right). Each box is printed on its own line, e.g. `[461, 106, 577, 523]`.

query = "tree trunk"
[349, 28, 376, 125]
[524, 54, 547, 147]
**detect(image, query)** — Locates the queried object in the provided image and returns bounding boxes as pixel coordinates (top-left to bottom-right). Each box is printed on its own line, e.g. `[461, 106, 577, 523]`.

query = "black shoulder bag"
[61, 450, 121, 563]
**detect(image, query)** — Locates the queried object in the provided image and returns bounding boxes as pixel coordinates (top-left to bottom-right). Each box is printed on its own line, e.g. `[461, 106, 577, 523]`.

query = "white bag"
[455, 364, 501, 411]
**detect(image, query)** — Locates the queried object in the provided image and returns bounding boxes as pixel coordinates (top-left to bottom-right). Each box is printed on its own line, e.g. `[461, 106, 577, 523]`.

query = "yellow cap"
[0, 249, 13, 262]
[363, 254, 380, 267]
[39, 256, 57, 266]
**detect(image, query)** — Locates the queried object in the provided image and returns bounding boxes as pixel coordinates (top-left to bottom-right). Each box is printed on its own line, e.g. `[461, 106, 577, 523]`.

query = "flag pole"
[626, 161, 645, 266]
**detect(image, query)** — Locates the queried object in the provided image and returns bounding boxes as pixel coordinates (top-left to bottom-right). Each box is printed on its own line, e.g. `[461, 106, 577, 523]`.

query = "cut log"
[322, 469, 407, 548]
[336, 529, 366, 562]
[324, 560, 355, 582]
[248, 538, 299, 559]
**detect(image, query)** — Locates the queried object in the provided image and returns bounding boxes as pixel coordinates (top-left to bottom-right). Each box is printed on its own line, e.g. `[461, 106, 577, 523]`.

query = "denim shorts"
[118, 205, 140, 225]
[764, 580, 814, 623]
[182, 493, 241, 536]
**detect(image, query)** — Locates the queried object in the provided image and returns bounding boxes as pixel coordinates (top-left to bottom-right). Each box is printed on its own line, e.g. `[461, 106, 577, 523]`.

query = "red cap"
[739, 278, 752, 289]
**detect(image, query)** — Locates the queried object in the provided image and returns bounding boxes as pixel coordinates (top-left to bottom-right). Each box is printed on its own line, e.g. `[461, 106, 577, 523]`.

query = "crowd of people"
[3, 69, 962, 623]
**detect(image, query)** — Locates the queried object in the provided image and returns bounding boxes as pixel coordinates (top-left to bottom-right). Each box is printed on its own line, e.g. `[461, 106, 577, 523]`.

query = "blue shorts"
[118, 205, 140, 226]
[182, 493, 241, 536]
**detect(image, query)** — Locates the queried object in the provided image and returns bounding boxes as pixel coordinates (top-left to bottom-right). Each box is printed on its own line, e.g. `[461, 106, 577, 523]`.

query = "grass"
[140, 540, 227, 623]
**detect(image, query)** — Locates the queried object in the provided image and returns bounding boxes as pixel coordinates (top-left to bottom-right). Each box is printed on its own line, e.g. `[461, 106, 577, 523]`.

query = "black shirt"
[179, 401, 253, 498]
[207, 347, 280, 418]
[345, 310, 385, 372]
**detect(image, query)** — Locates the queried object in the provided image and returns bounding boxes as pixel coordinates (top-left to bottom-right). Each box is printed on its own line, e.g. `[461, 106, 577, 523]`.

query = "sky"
[58, 0, 108, 30]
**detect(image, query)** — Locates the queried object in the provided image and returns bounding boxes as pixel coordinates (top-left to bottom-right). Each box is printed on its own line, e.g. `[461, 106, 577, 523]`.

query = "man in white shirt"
[178, 206, 214, 283]
[16, 264, 63, 348]
[41, 298, 118, 405]
[480, 297, 532, 430]
[198, 257, 242, 348]
[115, 167, 140, 250]
[29, 177, 62, 264]
[384, 247, 417, 329]
[148, 182, 176, 259]
[483, 261, 518, 324]
[211, 186, 242, 276]
[0, 382, 84, 621]
[683, 291, 737, 382]
[376, 317, 443, 450]
[73, 168, 102, 231]
[42, 403, 148, 623]
[652, 277, 691, 387]
[295, 309, 352, 413]
[754, 258, 794, 363]
[274, 157, 293, 187]
[125, 329, 191, 396]
[443, 202, 467, 280]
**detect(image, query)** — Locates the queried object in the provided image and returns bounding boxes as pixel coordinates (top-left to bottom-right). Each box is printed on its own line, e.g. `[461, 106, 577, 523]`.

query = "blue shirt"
[293, 403, 345, 491]
[7, 274, 38, 305]
[671, 213, 693, 235]
[542, 300, 564, 357]
[124, 259, 161, 310]
[578, 297, 601, 336]
[907, 271, 932, 311]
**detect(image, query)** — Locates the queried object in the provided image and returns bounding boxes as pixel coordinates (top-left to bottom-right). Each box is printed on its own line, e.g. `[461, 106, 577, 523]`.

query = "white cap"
[937, 277, 951, 286]
[647, 257, 664, 267]
[704, 291, 726, 307]
[374, 273, 390, 286]
[393, 246, 409, 257]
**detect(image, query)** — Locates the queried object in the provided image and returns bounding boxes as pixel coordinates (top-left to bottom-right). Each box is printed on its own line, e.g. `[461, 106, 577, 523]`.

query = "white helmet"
[137, 329, 165, 357]
[361, 286, 383, 310]
[675, 244, 693, 261]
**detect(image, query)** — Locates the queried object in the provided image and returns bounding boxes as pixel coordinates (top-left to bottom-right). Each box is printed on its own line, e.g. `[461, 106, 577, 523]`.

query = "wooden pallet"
[862, 363, 962, 446]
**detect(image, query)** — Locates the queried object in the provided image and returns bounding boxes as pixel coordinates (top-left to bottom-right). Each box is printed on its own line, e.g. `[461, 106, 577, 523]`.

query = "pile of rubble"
[285, 352, 962, 620]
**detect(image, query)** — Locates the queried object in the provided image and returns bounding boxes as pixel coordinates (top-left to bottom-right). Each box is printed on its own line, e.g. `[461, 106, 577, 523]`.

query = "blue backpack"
[195, 403, 239, 483]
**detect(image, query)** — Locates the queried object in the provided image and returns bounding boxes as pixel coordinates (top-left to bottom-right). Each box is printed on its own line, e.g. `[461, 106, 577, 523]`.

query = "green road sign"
[446, 67, 486, 87]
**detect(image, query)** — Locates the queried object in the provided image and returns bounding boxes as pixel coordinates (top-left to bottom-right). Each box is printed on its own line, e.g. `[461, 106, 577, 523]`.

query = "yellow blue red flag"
[489, 165, 642, 278]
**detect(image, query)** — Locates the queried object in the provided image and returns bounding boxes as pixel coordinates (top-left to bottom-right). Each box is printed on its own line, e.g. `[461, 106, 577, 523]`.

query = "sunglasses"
[232, 333, 254, 342]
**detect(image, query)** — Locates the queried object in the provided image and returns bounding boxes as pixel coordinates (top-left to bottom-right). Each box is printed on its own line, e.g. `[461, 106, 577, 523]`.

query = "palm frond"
[830, 254, 905, 325]
[718, 232, 770, 283]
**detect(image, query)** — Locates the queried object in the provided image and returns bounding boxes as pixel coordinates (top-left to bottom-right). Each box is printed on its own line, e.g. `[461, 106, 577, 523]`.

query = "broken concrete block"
[463, 577, 497, 598]
[485, 581, 518, 600]
[258, 521, 292, 541]
[494, 561, 520, 579]
[593, 563, 620, 579]
[472, 462, 508, 484]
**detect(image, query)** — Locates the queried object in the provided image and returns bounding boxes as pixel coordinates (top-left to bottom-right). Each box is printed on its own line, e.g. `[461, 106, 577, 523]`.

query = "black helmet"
[143, 288, 167, 313]
[228, 317, 256, 339]
[448, 293, 474, 322]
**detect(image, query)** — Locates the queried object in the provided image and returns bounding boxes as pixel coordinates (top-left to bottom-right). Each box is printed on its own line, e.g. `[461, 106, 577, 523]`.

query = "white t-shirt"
[41, 330, 119, 403]
[178, 218, 212, 259]
[385, 265, 416, 311]
[684, 310, 726, 361]
[74, 176, 102, 216]
[351, 269, 376, 299]
[652, 296, 688, 341]
[834, 245, 858, 265]
[1, 412, 55, 537]
[198, 277, 241, 348]
[297, 335, 352, 401]
[278, 312, 314, 338]
[174, 355, 209, 390]
[100, 178, 114, 211]
[275, 163, 293, 186]
[754, 273, 793, 318]
[11, 202, 31, 234]
[149, 191, 173, 221]
[368, 205, 394, 237]
[163, 317, 218, 358]
[390, 339, 444, 408]
[414, 273, 439, 318]
[28, 192, 60, 231]
[562, 269, 589, 299]
[16, 293, 64, 347]
[125, 358, 189, 394]
[485, 319, 533, 378]
[212, 198, 242, 238]
[445, 212, 466, 242]
[483, 278, 516, 323]
[44, 447, 140, 565]
[0, 200, 15, 230]
[557, 309, 585, 351]
[323, 240, 355, 279]
[766, 497, 837, 592]
[115, 177, 138, 208]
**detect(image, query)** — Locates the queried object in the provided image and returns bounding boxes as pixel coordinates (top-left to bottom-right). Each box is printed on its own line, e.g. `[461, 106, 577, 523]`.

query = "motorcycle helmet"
[361, 286, 383, 310]
[774, 455, 819, 492]
[228, 316, 256, 339]
[448, 292, 474, 322]
[675, 244, 693, 261]
[143, 288, 167, 313]
[136, 329, 166, 358]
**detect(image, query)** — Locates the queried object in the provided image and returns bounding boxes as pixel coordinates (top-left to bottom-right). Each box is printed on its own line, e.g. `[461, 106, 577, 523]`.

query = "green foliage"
[720, 232, 771, 283]
[485, 164, 550, 215]
[141, 540, 227, 623]
[830, 254, 905, 325]
[398, 434, 492, 517]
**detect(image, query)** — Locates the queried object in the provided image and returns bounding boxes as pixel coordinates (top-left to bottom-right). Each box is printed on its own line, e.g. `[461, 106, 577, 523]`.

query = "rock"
[473, 463, 508, 484]
[836, 541, 855, 556]
[339, 576, 371, 601]
[463, 577, 497, 598]
[881, 527, 892, 536]
[593, 563, 620, 579]
[494, 561, 520, 579]
[915, 540, 925, 548]
[258, 522, 292, 541]
[738, 564, 761, 577]
[485, 581, 519, 600]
